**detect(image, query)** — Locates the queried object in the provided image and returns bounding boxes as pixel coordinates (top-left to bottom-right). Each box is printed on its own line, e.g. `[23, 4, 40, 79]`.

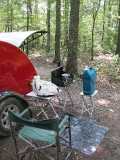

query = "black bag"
[51, 66, 65, 87]
[51, 66, 73, 87]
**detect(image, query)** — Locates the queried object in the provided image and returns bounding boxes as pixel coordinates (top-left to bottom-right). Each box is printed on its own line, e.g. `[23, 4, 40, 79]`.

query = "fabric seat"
[19, 115, 69, 144]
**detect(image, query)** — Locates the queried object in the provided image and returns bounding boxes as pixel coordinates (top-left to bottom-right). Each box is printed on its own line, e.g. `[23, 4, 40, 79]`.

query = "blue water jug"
[83, 66, 96, 95]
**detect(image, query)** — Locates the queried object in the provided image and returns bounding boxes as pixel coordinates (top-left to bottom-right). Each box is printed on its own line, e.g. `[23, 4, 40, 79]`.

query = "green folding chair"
[8, 110, 73, 160]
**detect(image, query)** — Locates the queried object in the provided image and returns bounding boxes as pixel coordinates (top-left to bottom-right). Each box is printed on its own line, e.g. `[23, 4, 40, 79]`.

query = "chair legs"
[68, 116, 72, 148]
[56, 132, 60, 160]
[10, 121, 20, 160]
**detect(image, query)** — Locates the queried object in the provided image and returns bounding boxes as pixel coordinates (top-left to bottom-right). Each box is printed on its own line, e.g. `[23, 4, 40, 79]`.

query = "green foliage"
[0, 0, 119, 59]
[94, 55, 120, 80]
[108, 55, 120, 80]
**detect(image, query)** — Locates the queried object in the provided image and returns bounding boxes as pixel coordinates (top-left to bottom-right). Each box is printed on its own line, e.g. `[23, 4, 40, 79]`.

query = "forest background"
[0, 0, 120, 79]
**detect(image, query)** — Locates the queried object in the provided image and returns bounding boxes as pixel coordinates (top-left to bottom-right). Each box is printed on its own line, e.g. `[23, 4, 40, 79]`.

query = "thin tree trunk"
[66, 0, 80, 75]
[10, 5, 13, 32]
[34, 0, 39, 48]
[91, 14, 95, 60]
[91, 0, 101, 60]
[27, 0, 29, 31]
[47, 0, 51, 52]
[64, 0, 69, 47]
[115, 0, 120, 56]
[27, 0, 32, 31]
[101, 0, 107, 46]
[34, 0, 38, 23]
[54, 0, 61, 64]
[5, 0, 13, 32]
[107, 0, 112, 28]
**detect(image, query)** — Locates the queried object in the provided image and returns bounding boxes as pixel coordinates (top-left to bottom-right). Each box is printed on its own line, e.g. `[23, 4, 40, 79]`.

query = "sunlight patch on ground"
[97, 98, 111, 107]
[95, 54, 112, 62]
[91, 146, 111, 159]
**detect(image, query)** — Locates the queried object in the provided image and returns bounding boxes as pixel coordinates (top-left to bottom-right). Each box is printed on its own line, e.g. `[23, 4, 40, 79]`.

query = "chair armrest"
[19, 108, 30, 117]
[9, 111, 59, 131]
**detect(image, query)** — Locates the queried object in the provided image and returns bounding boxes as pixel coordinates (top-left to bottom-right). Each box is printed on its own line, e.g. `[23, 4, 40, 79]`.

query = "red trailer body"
[0, 31, 48, 136]
[0, 41, 37, 95]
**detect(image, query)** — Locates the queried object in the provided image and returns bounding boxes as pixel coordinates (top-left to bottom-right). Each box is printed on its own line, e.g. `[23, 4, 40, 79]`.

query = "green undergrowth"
[93, 55, 120, 81]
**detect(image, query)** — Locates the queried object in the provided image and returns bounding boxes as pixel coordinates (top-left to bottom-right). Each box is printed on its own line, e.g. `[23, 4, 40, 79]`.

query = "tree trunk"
[107, 0, 112, 28]
[115, 0, 120, 56]
[47, 0, 51, 52]
[34, 0, 39, 48]
[66, 0, 80, 75]
[10, 4, 13, 32]
[34, 0, 38, 23]
[91, 14, 95, 60]
[91, 0, 101, 60]
[54, 0, 61, 64]
[101, 0, 107, 46]
[5, 0, 13, 32]
[26, 0, 32, 31]
[64, 0, 69, 47]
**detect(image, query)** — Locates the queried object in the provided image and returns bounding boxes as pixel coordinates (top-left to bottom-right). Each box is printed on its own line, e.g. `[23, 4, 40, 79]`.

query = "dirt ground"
[0, 54, 120, 160]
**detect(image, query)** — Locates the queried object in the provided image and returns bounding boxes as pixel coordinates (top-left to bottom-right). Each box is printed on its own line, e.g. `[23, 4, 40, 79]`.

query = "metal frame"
[20, 30, 47, 54]
[80, 90, 97, 117]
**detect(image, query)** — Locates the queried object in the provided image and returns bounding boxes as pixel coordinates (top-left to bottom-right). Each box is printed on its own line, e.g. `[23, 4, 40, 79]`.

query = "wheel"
[0, 97, 30, 136]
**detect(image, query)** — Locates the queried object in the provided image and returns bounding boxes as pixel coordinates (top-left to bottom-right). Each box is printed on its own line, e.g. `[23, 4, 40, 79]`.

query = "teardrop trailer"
[0, 30, 48, 136]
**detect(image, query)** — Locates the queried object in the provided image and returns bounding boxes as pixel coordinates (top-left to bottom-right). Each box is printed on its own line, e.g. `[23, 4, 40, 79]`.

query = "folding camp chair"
[8, 110, 74, 160]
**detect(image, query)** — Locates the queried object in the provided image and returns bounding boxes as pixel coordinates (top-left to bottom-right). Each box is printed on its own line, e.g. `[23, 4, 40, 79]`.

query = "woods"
[115, 0, 120, 56]
[0, 0, 120, 75]
[1, 1, 120, 160]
